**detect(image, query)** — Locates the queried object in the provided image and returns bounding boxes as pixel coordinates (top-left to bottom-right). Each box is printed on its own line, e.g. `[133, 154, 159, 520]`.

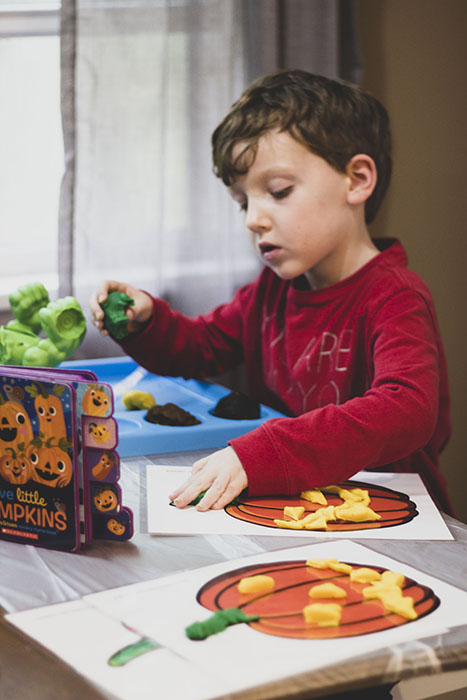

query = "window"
[0, 1, 62, 308]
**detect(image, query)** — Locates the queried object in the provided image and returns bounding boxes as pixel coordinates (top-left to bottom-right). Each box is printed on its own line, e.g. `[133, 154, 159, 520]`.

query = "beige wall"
[357, 0, 467, 521]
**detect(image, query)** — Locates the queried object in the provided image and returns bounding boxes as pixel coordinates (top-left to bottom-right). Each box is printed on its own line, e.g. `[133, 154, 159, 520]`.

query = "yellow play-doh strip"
[303, 603, 342, 627]
[237, 575, 275, 594]
[308, 582, 347, 599]
[335, 502, 381, 522]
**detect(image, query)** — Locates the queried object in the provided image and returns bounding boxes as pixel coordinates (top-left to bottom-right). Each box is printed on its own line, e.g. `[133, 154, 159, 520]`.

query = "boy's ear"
[345, 154, 377, 206]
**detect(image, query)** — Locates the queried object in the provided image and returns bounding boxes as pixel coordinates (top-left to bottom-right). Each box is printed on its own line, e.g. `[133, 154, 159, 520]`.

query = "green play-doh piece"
[100, 291, 135, 340]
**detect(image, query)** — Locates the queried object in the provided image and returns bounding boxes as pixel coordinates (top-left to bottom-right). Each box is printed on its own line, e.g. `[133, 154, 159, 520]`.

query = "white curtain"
[59, 0, 360, 360]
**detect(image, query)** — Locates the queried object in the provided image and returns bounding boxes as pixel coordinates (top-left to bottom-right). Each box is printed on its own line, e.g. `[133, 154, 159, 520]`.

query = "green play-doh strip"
[185, 607, 259, 641]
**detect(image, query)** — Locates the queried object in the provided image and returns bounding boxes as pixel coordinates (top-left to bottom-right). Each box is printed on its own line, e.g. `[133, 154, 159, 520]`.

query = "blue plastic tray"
[62, 357, 284, 458]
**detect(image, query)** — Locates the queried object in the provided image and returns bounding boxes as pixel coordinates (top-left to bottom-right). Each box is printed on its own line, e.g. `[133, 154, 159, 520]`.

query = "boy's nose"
[245, 204, 271, 234]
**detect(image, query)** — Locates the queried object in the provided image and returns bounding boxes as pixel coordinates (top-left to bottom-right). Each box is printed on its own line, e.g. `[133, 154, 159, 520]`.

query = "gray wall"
[357, 0, 467, 522]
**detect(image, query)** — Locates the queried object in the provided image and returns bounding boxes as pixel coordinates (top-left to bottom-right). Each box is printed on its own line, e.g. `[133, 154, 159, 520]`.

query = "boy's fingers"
[196, 475, 229, 512]
[192, 457, 208, 473]
[210, 480, 241, 510]
[170, 477, 208, 508]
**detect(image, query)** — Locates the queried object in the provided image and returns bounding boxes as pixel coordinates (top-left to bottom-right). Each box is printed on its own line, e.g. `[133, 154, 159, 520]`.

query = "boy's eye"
[271, 186, 292, 200]
[239, 201, 247, 212]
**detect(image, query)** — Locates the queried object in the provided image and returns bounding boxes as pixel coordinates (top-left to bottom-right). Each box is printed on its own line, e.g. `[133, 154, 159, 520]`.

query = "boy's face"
[229, 130, 362, 289]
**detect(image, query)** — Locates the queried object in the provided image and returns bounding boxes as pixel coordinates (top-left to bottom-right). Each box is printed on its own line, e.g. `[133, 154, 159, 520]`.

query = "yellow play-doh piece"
[335, 502, 381, 522]
[379, 591, 418, 620]
[237, 575, 275, 594]
[362, 583, 401, 600]
[320, 485, 342, 494]
[381, 570, 405, 587]
[306, 558, 353, 574]
[308, 582, 347, 599]
[300, 489, 327, 505]
[122, 390, 156, 410]
[338, 488, 370, 506]
[283, 506, 305, 520]
[303, 515, 328, 530]
[303, 603, 342, 627]
[274, 519, 305, 530]
[328, 561, 353, 574]
[350, 567, 382, 584]
[300, 511, 323, 525]
[299, 506, 335, 528]
[306, 558, 340, 569]
[315, 505, 337, 521]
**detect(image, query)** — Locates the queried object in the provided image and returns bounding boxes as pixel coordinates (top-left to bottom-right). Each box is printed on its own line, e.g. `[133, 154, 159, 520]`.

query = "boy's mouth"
[258, 242, 281, 261]
[259, 242, 279, 254]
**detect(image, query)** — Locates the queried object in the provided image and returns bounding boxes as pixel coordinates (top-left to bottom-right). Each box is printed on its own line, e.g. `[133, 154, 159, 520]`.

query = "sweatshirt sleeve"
[230, 289, 442, 496]
[119, 286, 252, 378]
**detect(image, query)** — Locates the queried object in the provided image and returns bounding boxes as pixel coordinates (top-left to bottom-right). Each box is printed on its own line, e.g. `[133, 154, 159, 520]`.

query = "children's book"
[0, 365, 133, 552]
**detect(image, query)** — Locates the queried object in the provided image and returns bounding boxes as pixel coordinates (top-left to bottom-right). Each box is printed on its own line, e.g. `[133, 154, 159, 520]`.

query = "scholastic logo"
[1, 527, 38, 539]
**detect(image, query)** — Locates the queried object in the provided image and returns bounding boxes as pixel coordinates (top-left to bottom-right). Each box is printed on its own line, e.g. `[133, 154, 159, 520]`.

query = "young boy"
[90, 69, 453, 515]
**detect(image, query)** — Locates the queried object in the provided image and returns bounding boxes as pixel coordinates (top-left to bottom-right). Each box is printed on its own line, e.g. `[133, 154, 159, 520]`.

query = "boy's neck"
[303, 229, 380, 291]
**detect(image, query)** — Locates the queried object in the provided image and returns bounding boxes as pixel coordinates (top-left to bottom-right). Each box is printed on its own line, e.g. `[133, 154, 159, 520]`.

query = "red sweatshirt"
[122, 239, 453, 514]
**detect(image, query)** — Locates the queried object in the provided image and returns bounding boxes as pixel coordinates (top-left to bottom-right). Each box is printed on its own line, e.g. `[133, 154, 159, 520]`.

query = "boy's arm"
[118, 282, 253, 378]
[229, 289, 447, 499]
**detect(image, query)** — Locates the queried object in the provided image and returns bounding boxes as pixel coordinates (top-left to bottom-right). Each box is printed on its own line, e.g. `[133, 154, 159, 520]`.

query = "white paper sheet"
[82, 540, 465, 692]
[8, 540, 465, 700]
[6, 600, 225, 700]
[146, 467, 453, 540]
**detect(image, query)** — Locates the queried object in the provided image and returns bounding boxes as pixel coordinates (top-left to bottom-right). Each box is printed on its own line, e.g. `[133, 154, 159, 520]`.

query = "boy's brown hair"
[212, 69, 392, 224]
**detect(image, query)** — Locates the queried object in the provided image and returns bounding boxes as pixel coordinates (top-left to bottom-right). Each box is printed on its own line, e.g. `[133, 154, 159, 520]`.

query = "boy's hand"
[90, 280, 153, 335]
[169, 446, 248, 511]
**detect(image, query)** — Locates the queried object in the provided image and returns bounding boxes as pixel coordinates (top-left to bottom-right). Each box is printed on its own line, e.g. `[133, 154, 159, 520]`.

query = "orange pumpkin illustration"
[82, 385, 110, 417]
[29, 437, 73, 488]
[107, 518, 126, 536]
[88, 422, 111, 444]
[0, 389, 34, 452]
[0, 445, 32, 485]
[225, 480, 418, 532]
[93, 487, 118, 513]
[91, 452, 115, 480]
[25, 383, 67, 440]
[195, 559, 440, 640]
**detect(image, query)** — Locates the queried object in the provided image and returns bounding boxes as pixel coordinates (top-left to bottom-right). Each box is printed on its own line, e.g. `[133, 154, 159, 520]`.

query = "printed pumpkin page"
[146, 468, 453, 540]
[79, 540, 466, 697]
[8, 541, 467, 700]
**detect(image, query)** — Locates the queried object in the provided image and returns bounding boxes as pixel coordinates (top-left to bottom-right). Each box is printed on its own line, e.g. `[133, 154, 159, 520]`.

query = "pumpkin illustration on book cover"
[25, 382, 68, 441]
[82, 385, 111, 417]
[0, 445, 32, 485]
[29, 436, 73, 488]
[0, 388, 34, 455]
